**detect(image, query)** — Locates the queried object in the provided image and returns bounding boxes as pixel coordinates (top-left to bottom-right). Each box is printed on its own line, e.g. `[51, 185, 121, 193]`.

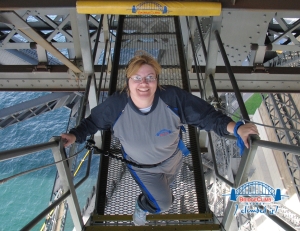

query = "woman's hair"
[126, 54, 162, 78]
[122, 54, 162, 94]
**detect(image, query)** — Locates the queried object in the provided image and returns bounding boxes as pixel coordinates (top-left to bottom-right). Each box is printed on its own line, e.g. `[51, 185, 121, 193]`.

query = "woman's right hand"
[61, 133, 76, 147]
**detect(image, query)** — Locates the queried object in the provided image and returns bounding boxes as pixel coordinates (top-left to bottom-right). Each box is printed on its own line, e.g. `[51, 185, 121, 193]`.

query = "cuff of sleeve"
[69, 130, 79, 143]
[234, 121, 244, 137]
[233, 121, 245, 155]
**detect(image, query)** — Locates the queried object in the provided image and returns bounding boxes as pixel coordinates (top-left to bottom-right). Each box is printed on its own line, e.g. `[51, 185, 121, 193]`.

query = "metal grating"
[95, 16, 208, 224]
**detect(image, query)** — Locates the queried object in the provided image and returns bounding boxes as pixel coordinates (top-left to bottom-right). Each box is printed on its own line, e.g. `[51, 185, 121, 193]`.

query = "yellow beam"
[77, 1, 221, 16]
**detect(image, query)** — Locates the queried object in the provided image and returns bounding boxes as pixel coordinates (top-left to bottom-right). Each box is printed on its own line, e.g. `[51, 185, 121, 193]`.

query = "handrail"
[21, 188, 71, 231]
[0, 141, 58, 162]
[0, 137, 86, 231]
[224, 134, 300, 155]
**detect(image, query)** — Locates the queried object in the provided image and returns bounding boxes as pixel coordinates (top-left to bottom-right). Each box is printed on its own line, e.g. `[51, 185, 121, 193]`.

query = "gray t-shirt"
[113, 98, 182, 164]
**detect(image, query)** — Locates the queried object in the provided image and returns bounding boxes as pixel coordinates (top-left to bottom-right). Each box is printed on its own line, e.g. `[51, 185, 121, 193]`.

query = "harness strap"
[85, 139, 166, 168]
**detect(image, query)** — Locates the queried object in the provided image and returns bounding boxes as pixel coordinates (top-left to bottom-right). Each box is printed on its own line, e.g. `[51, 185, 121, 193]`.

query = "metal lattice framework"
[262, 93, 300, 199]
[264, 18, 300, 67]
[0, 10, 102, 61]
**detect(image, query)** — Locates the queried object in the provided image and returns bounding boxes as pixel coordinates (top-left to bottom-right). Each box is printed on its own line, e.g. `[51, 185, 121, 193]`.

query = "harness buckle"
[85, 139, 96, 150]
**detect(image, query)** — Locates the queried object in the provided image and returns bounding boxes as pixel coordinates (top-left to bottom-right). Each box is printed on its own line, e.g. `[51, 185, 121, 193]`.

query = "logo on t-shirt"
[156, 129, 172, 137]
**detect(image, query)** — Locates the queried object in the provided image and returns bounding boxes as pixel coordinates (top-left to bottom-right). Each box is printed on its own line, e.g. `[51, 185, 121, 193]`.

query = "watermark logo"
[223, 181, 288, 215]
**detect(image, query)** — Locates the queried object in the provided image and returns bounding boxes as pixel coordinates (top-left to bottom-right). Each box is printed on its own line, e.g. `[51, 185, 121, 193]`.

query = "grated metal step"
[86, 213, 220, 230]
[85, 224, 220, 231]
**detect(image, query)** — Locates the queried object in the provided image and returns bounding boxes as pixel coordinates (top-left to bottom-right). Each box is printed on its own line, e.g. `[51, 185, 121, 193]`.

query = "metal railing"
[193, 17, 300, 230]
[0, 137, 87, 231]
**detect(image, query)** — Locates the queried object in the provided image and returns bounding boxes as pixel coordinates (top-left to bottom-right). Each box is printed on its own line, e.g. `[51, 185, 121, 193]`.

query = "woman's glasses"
[130, 75, 157, 83]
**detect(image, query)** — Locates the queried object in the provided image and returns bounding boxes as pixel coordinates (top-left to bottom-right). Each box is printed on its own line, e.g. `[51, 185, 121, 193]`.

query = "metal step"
[86, 225, 220, 231]
[86, 213, 220, 231]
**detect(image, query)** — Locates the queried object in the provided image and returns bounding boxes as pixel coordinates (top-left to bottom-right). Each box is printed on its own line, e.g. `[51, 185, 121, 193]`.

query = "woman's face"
[128, 64, 157, 102]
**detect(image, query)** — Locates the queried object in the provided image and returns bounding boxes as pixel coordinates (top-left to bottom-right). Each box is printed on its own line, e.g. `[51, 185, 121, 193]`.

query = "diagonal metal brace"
[0, 11, 82, 74]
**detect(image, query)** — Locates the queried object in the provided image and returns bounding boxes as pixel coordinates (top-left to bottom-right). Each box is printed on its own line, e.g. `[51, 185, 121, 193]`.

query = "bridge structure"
[0, 1, 300, 231]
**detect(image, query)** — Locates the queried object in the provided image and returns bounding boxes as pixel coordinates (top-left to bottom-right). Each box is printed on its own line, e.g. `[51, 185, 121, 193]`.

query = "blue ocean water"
[0, 92, 100, 231]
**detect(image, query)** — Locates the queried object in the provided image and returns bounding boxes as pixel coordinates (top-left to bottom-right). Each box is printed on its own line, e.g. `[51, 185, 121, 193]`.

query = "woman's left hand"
[237, 123, 259, 149]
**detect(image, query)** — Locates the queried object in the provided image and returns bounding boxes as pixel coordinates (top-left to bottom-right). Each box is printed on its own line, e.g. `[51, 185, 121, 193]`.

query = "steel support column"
[50, 136, 84, 231]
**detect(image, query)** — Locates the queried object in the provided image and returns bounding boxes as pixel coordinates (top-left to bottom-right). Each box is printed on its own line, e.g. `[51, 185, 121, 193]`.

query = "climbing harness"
[85, 139, 181, 168]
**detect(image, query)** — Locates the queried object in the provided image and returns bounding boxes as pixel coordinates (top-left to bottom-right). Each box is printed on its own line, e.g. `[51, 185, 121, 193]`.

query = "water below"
[0, 92, 99, 231]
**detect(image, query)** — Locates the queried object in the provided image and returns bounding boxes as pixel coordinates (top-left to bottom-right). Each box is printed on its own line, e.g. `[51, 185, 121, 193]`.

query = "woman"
[61, 54, 258, 226]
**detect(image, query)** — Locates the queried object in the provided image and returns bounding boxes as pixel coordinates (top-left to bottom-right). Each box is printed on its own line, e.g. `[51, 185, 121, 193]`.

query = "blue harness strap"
[167, 106, 190, 156]
[178, 139, 190, 156]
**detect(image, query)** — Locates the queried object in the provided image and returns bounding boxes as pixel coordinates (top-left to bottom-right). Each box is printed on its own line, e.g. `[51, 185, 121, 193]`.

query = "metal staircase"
[85, 15, 220, 230]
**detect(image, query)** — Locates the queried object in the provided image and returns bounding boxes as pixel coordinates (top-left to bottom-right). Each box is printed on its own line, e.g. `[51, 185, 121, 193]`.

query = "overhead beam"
[0, 65, 299, 92]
